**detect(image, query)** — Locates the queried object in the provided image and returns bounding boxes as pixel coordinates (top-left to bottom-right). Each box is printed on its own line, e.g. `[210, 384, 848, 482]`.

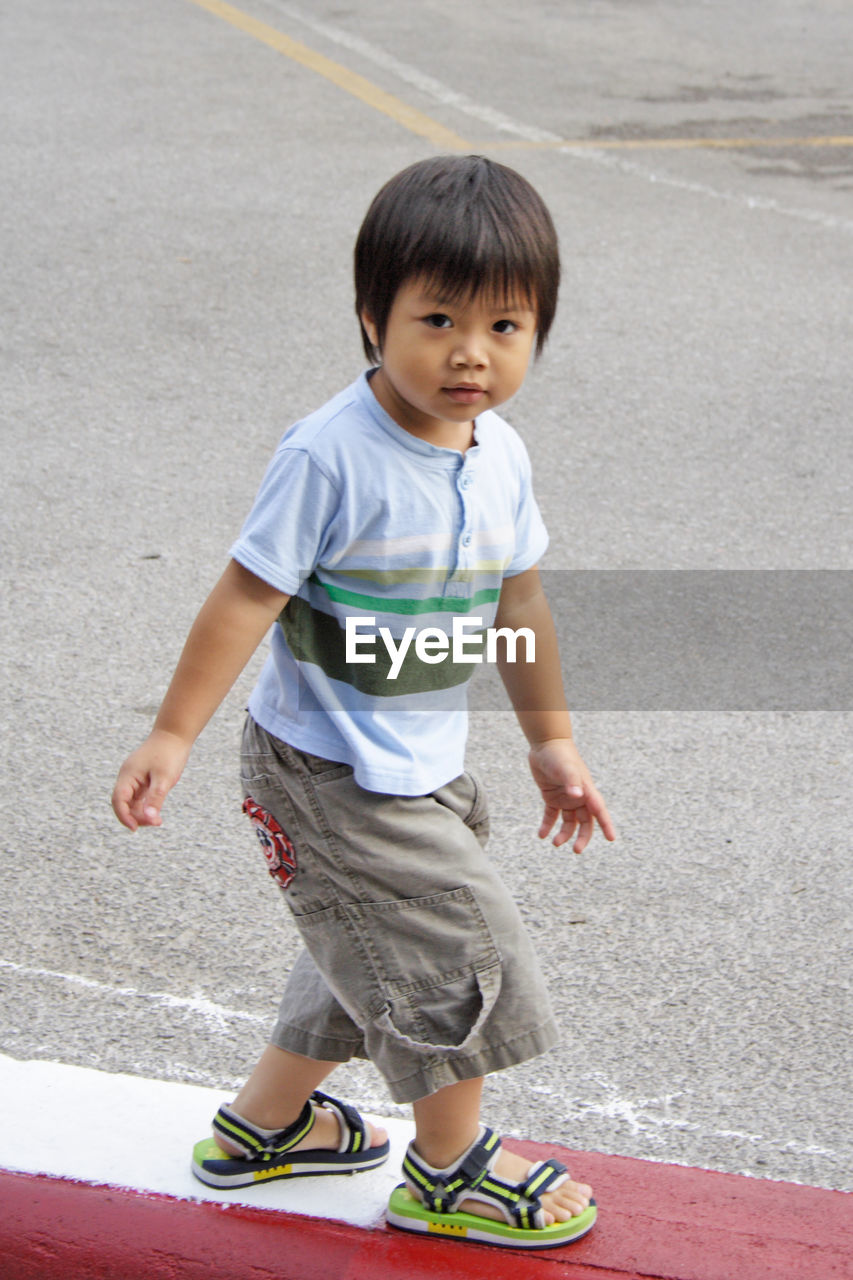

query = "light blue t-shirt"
[231, 372, 548, 795]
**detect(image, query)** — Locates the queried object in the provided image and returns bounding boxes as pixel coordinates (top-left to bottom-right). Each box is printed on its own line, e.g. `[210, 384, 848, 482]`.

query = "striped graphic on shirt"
[279, 596, 486, 696]
[318, 576, 501, 616]
[277, 512, 517, 696]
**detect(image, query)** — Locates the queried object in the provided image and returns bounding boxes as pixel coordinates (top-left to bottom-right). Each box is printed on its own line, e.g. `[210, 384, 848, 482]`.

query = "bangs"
[415, 256, 538, 319]
[400, 197, 543, 311]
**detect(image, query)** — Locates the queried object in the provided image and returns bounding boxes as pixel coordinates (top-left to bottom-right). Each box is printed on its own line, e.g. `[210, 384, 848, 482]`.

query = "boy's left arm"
[493, 566, 616, 853]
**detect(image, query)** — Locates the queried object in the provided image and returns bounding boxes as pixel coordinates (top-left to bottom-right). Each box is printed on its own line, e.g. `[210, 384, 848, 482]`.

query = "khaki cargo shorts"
[240, 715, 558, 1103]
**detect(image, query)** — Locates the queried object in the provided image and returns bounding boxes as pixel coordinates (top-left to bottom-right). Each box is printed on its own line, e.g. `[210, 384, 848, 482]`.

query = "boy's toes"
[488, 1148, 593, 1227]
[368, 1121, 389, 1149]
[540, 1178, 592, 1223]
[551, 1178, 593, 1220]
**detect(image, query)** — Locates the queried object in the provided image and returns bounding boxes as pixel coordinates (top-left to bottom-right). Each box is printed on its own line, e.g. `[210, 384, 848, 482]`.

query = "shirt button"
[460, 474, 472, 489]
[462, 533, 472, 547]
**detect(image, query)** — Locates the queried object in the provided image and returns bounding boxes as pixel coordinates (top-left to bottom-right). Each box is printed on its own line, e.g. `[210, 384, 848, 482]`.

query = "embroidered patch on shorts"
[242, 797, 297, 890]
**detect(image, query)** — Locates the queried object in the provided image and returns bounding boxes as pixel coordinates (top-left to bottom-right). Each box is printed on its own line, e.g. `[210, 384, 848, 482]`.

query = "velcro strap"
[454, 1126, 499, 1191]
[313, 1091, 365, 1155]
[403, 1126, 500, 1213]
[520, 1158, 568, 1201]
[509, 1159, 569, 1229]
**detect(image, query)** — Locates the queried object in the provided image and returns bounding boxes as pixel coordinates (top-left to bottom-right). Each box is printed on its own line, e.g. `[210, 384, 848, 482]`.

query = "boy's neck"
[367, 369, 476, 454]
[404, 419, 476, 453]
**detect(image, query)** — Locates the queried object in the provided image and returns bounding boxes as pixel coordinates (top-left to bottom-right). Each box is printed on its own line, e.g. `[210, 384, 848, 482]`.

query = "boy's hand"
[111, 730, 192, 831]
[528, 738, 616, 854]
[110, 561, 289, 833]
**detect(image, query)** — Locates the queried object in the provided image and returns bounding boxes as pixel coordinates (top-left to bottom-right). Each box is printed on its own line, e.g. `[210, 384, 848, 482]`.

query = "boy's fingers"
[139, 773, 170, 826]
[112, 799, 138, 831]
[112, 770, 169, 831]
[111, 776, 141, 831]
[572, 814, 593, 854]
[574, 780, 616, 843]
[536, 772, 616, 847]
[538, 802, 560, 838]
[556, 793, 616, 853]
[588, 791, 617, 841]
[554, 809, 583, 850]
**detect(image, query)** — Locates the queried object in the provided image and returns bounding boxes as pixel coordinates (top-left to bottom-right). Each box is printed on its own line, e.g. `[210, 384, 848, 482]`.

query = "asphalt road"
[2, 0, 851, 1192]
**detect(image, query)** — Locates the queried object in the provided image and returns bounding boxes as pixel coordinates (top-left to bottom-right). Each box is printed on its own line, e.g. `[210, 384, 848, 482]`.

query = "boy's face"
[362, 278, 537, 445]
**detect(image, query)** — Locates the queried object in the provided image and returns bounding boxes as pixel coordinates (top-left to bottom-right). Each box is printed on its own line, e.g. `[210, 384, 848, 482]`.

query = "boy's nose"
[451, 335, 488, 368]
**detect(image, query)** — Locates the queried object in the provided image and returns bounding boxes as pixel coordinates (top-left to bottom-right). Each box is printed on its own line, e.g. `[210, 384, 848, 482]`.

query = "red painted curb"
[2, 1143, 850, 1280]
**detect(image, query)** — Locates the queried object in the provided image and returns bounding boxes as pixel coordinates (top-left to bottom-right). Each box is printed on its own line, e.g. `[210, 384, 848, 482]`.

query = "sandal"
[386, 1125, 597, 1250]
[191, 1089, 390, 1188]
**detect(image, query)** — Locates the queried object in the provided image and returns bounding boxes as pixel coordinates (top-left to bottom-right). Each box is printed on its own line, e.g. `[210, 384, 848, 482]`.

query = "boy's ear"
[360, 310, 380, 353]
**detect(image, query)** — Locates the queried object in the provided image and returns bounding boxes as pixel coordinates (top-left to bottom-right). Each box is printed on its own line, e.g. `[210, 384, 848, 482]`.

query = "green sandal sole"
[386, 1184, 597, 1249]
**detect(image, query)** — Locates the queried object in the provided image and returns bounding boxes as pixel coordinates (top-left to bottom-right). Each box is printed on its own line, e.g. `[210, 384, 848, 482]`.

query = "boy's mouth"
[443, 384, 484, 404]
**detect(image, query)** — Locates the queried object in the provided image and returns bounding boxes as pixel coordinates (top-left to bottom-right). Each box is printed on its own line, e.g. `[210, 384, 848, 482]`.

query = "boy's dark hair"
[354, 155, 560, 363]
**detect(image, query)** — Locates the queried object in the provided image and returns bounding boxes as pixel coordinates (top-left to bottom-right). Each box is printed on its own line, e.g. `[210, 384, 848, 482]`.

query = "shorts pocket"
[290, 746, 354, 783]
[293, 887, 502, 1055]
[462, 767, 490, 844]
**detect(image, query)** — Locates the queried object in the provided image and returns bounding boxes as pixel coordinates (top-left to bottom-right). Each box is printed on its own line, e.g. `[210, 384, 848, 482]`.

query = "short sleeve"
[229, 445, 341, 595]
[505, 438, 549, 576]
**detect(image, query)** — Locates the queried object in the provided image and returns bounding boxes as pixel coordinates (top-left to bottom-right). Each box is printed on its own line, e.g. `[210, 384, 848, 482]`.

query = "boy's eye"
[492, 319, 518, 335]
[424, 313, 453, 329]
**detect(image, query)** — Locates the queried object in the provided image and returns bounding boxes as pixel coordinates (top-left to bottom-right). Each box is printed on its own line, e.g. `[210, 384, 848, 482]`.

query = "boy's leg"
[229, 1044, 338, 1128]
[238, 724, 590, 1226]
[214, 1044, 387, 1157]
[411, 1079, 593, 1225]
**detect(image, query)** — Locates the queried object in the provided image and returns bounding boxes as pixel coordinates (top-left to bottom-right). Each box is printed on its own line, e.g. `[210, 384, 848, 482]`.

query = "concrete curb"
[1, 1057, 849, 1278]
[3, 1143, 850, 1280]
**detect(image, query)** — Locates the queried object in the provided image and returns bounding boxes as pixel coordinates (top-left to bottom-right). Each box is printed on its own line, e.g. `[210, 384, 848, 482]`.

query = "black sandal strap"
[311, 1090, 368, 1155]
[403, 1126, 500, 1213]
[507, 1159, 569, 1228]
[212, 1097, 315, 1160]
[403, 1130, 570, 1229]
[520, 1158, 568, 1202]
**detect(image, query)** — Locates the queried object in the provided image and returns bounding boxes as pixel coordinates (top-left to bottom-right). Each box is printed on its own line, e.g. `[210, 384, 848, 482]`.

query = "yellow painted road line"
[184, 0, 470, 151]
[480, 135, 853, 152]
[183, 0, 853, 157]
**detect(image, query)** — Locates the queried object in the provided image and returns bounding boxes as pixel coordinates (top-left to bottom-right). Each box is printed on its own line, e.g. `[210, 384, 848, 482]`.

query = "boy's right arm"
[111, 559, 289, 831]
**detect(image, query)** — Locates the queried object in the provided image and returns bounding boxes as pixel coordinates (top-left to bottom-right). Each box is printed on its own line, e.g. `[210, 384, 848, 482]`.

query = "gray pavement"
[1, 0, 851, 1193]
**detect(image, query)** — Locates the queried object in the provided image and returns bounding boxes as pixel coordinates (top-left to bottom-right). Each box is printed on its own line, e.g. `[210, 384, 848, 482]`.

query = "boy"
[112, 155, 615, 1250]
